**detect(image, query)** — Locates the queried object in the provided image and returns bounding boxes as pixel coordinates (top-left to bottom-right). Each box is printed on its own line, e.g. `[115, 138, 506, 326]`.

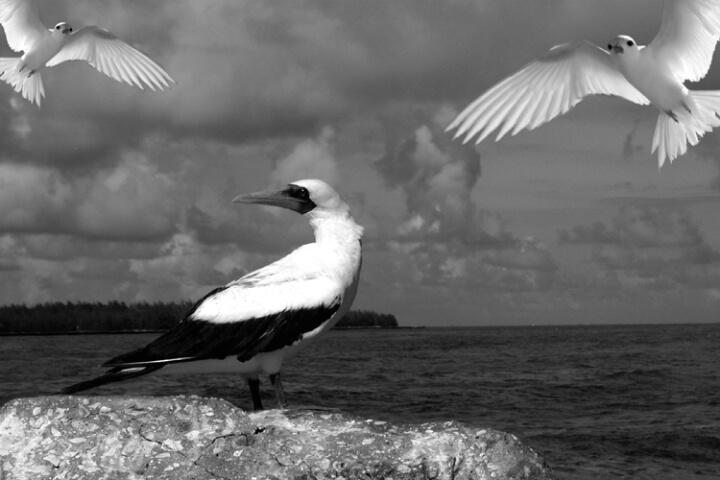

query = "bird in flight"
[0, 0, 174, 106]
[447, 0, 720, 167]
[61, 180, 364, 410]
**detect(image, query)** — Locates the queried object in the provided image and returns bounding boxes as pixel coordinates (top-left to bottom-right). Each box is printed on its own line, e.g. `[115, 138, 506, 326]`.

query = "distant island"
[0, 302, 399, 335]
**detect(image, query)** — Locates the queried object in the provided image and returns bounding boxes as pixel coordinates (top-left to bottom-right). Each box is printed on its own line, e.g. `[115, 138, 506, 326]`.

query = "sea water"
[1, 323, 719, 479]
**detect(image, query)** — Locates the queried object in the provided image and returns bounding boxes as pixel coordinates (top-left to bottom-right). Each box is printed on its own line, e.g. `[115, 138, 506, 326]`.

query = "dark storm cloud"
[160, 0, 666, 142]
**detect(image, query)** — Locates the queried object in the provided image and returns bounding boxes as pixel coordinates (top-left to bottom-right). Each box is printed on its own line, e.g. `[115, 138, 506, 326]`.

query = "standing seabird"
[0, 0, 175, 106]
[61, 179, 363, 410]
[446, 0, 720, 167]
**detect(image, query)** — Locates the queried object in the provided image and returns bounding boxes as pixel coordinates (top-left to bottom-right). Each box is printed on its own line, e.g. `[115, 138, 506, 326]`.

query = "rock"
[0, 395, 555, 479]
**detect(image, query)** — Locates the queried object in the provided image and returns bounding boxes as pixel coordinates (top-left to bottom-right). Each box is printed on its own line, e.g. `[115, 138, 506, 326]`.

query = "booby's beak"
[232, 184, 317, 214]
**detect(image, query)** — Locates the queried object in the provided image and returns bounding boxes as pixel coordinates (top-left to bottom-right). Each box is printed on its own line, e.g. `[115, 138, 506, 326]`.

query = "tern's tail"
[0, 58, 45, 106]
[652, 90, 720, 167]
[60, 365, 163, 394]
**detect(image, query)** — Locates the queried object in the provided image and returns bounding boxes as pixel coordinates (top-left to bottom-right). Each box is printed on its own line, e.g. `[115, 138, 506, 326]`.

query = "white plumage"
[62, 179, 364, 411]
[447, 0, 720, 167]
[0, 0, 174, 106]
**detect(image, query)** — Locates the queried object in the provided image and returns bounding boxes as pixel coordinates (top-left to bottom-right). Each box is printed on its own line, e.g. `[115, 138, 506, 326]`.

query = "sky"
[1, 0, 719, 326]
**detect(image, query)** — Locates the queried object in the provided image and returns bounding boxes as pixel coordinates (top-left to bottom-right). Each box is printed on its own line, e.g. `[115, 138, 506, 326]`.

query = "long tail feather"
[652, 90, 720, 167]
[0, 58, 45, 106]
[60, 365, 163, 394]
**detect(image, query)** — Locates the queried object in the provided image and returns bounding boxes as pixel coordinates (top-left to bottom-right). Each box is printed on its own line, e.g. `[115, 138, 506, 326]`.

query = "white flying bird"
[447, 0, 720, 167]
[0, 0, 174, 106]
[61, 180, 364, 410]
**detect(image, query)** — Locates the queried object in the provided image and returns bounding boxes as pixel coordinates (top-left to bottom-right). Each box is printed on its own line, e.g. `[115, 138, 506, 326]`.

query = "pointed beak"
[232, 186, 315, 214]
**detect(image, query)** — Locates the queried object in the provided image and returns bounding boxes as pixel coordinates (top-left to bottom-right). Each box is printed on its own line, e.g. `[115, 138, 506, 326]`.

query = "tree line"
[0, 301, 398, 335]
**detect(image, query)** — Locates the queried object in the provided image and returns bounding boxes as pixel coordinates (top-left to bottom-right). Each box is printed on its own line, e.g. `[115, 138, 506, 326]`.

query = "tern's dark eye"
[55, 25, 60, 30]
[627, 40, 634, 47]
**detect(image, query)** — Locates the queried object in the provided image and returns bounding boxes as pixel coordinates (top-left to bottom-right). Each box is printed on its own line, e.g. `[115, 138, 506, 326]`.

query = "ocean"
[1, 323, 718, 479]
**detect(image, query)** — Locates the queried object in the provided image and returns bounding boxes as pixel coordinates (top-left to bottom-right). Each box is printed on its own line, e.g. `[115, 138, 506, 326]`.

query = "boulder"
[0, 395, 555, 479]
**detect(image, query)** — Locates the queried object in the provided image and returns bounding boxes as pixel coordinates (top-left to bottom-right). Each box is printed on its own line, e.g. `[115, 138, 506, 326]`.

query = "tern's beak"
[232, 185, 316, 214]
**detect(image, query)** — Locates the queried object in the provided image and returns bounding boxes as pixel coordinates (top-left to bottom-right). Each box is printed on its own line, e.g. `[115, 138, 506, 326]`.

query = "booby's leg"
[248, 378, 263, 411]
[269, 372, 287, 409]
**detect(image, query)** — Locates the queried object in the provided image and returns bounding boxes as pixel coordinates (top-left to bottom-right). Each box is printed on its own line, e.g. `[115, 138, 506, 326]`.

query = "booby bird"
[447, 0, 720, 167]
[61, 179, 363, 410]
[0, 0, 175, 106]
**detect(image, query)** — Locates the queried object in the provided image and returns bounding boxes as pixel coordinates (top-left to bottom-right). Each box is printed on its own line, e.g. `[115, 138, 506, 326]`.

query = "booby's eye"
[627, 40, 634, 47]
[296, 187, 310, 199]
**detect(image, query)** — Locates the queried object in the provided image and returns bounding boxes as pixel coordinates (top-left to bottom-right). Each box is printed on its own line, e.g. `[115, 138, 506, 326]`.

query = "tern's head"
[607, 35, 638, 55]
[53, 22, 73, 35]
[232, 179, 346, 216]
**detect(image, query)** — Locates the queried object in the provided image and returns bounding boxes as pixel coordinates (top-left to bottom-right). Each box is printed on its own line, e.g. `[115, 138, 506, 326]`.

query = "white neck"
[307, 207, 363, 248]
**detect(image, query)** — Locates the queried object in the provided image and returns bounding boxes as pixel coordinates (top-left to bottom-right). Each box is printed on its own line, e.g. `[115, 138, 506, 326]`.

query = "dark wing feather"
[103, 286, 341, 367]
[257, 303, 340, 355]
[60, 365, 163, 394]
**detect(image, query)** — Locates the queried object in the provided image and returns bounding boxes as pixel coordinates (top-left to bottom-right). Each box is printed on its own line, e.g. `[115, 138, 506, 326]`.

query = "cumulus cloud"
[0, 153, 179, 241]
[375, 110, 487, 243]
[368, 108, 561, 292]
[270, 126, 340, 186]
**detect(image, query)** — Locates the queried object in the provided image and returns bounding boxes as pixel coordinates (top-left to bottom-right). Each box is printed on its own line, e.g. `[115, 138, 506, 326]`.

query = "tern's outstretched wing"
[447, 40, 649, 145]
[0, 0, 45, 52]
[46, 26, 174, 90]
[646, 0, 720, 82]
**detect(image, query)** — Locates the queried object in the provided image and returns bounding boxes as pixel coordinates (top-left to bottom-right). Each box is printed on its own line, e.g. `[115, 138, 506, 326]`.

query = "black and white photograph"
[1, 1, 718, 479]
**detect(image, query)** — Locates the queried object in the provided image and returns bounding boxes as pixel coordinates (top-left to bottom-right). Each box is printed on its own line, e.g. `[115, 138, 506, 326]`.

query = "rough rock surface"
[0, 395, 555, 480]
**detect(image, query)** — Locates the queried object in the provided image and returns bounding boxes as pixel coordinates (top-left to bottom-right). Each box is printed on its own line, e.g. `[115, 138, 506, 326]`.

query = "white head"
[232, 179, 348, 217]
[607, 35, 639, 56]
[232, 179, 362, 241]
[53, 22, 74, 36]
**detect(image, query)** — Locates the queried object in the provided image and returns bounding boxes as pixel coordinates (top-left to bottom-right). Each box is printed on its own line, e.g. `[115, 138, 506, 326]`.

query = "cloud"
[0, 153, 179, 241]
[270, 126, 340, 186]
[558, 204, 720, 298]
[365, 105, 565, 293]
[375, 109, 488, 243]
[559, 205, 712, 250]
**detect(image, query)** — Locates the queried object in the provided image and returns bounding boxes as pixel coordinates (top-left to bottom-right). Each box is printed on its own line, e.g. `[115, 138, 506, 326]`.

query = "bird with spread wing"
[447, 0, 720, 167]
[0, 0, 174, 106]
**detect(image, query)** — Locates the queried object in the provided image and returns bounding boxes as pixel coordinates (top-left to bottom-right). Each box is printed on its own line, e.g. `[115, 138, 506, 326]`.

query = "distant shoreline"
[0, 302, 400, 335]
[0, 325, 415, 337]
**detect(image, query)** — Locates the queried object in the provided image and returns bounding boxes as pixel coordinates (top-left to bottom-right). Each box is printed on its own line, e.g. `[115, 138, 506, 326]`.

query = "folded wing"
[103, 247, 346, 368]
[447, 40, 650, 144]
